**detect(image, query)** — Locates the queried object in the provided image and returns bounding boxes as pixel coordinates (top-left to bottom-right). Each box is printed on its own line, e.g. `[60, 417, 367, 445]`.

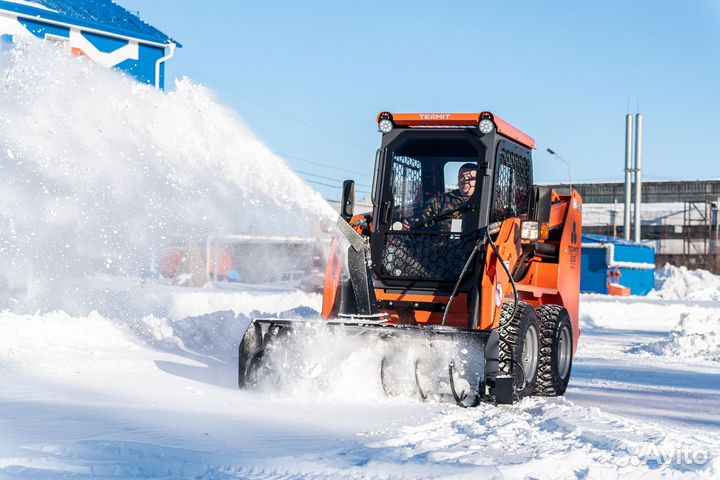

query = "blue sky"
[117, 0, 719, 201]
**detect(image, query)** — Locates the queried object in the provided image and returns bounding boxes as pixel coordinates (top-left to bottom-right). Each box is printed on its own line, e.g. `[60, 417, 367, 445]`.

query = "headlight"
[478, 118, 495, 134]
[521, 221, 540, 241]
[521, 221, 549, 241]
[378, 118, 394, 134]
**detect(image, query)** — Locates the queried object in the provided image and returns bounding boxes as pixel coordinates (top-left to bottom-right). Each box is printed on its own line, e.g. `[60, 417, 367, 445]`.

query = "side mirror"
[529, 186, 552, 223]
[341, 180, 355, 222]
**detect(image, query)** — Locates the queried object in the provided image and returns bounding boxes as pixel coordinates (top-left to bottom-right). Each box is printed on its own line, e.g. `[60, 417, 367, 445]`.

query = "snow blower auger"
[238, 112, 582, 406]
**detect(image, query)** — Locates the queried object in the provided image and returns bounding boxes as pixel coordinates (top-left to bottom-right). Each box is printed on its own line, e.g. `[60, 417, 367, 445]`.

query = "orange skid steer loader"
[238, 112, 582, 405]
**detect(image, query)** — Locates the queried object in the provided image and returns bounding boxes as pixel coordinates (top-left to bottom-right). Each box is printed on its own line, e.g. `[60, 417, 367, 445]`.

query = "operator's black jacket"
[411, 189, 469, 231]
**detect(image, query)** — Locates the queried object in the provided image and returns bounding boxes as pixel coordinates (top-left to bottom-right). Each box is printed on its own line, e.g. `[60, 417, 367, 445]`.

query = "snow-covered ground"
[1, 266, 720, 479]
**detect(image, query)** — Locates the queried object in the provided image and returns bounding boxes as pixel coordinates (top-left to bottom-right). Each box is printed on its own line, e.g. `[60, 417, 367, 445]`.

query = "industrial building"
[0, 0, 179, 88]
[548, 180, 720, 273]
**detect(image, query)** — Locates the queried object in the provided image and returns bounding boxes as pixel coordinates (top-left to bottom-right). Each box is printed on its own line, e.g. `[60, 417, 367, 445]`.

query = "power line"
[173, 60, 374, 154]
[294, 169, 371, 188]
[170, 62, 378, 196]
[170, 60, 376, 180]
[324, 197, 374, 205]
[304, 178, 370, 194]
[277, 152, 372, 177]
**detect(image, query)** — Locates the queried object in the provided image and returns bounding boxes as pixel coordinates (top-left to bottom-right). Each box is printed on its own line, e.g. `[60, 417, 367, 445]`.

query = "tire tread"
[498, 301, 539, 398]
[533, 304, 572, 396]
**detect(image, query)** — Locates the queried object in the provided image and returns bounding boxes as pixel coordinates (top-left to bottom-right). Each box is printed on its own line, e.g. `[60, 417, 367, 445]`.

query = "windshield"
[389, 136, 481, 232]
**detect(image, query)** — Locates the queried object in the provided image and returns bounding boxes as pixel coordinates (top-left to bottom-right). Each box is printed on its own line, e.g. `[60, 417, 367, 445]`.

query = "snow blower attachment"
[238, 112, 582, 406]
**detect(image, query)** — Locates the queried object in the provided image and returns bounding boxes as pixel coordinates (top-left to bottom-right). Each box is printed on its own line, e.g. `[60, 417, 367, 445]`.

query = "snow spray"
[0, 39, 336, 312]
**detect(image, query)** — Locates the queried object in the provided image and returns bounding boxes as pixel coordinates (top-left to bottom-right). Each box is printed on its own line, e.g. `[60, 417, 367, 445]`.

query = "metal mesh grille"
[380, 232, 477, 280]
[490, 147, 532, 223]
[392, 156, 422, 218]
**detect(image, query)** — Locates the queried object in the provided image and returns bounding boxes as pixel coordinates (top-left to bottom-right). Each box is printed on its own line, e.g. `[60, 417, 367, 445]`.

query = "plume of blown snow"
[0, 39, 336, 312]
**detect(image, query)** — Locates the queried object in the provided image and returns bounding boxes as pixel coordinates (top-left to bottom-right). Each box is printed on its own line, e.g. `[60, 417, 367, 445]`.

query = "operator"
[406, 162, 477, 231]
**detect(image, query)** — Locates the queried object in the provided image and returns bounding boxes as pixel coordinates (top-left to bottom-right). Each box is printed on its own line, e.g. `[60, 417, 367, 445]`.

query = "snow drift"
[651, 264, 720, 302]
[630, 311, 720, 364]
[0, 39, 335, 313]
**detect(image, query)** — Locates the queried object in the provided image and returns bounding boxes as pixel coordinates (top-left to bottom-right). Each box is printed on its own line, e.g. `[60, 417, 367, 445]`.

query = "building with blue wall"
[581, 234, 656, 295]
[0, 0, 179, 89]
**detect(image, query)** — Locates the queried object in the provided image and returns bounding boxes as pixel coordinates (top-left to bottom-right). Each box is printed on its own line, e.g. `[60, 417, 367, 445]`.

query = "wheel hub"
[557, 324, 572, 379]
[521, 325, 539, 381]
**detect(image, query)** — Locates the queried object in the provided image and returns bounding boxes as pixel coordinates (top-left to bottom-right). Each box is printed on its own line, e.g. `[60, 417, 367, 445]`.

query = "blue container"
[580, 234, 655, 295]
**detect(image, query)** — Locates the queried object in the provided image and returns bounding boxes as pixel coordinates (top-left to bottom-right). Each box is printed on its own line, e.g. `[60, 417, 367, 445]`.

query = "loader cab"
[380, 131, 485, 232]
[370, 112, 534, 292]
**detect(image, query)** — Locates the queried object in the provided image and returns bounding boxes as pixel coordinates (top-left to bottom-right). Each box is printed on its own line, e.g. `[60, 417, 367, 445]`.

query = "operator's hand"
[350, 213, 373, 235]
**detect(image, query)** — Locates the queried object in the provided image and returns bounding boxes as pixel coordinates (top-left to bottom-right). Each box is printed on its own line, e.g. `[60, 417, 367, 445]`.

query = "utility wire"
[174, 60, 374, 154]
[277, 152, 371, 177]
[294, 169, 371, 188]
[172, 61, 374, 181]
[305, 178, 370, 193]
[304, 179, 345, 190]
[171, 62, 378, 198]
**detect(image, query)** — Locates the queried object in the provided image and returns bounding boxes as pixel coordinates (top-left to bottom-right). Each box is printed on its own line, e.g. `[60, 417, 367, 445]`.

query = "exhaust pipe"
[634, 114, 643, 243]
[624, 114, 634, 240]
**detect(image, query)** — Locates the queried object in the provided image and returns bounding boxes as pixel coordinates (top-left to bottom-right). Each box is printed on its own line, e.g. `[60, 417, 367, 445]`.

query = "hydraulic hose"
[440, 224, 525, 406]
[441, 235, 484, 327]
[485, 227, 528, 395]
[440, 226, 520, 328]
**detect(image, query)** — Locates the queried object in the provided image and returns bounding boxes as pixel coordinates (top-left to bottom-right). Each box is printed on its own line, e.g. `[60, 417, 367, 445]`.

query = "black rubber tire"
[533, 305, 574, 396]
[498, 301, 540, 398]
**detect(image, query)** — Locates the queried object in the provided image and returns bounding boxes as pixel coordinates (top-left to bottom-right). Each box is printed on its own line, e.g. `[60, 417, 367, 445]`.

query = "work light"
[521, 221, 549, 241]
[478, 118, 495, 134]
[521, 221, 540, 241]
[378, 118, 394, 134]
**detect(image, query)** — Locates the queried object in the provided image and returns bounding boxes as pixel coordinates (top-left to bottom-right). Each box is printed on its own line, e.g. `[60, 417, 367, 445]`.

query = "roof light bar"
[375, 112, 537, 149]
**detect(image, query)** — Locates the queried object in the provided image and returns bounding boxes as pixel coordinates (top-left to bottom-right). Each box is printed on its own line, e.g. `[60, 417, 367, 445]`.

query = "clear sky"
[117, 0, 719, 201]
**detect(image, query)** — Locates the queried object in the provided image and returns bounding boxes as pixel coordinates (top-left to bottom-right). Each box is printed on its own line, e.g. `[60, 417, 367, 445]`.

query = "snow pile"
[130, 309, 254, 363]
[602, 266, 720, 363]
[630, 311, 720, 364]
[651, 264, 720, 301]
[167, 287, 322, 320]
[0, 39, 335, 313]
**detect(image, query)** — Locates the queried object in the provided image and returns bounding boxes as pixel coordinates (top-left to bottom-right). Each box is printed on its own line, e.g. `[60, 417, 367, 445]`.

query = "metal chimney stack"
[634, 114, 643, 243]
[623, 114, 634, 240]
